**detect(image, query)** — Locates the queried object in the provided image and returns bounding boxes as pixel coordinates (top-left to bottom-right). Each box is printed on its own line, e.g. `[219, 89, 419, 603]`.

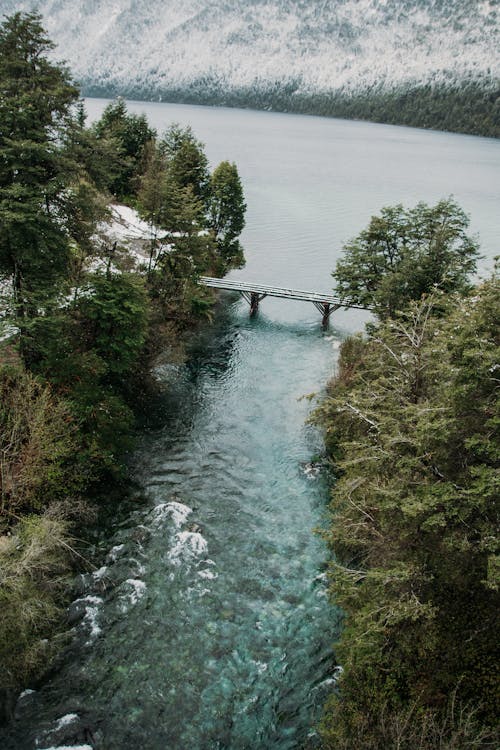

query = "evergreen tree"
[93, 98, 156, 199]
[160, 124, 210, 204]
[69, 100, 125, 196]
[137, 140, 170, 229]
[208, 161, 246, 272]
[136, 139, 170, 274]
[315, 278, 499, 748]
[0, 12, 79, 347]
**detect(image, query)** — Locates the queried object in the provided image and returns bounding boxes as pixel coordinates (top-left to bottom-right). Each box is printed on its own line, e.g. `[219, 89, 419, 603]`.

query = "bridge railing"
[199, 276, 372, 313]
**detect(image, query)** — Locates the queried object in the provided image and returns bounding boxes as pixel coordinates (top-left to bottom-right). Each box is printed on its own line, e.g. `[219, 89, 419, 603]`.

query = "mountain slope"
[2, 1, 499, 135]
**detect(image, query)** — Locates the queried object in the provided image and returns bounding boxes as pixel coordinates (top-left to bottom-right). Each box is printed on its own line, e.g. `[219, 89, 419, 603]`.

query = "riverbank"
[315, 273, 499, 749]
[1, 297, 341, 750]
[0, 17, 248, 723]
[0, 266, 213, 725]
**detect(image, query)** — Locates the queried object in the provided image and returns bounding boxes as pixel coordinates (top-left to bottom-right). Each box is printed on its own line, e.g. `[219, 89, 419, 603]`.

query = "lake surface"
[3, 102, 499, 750]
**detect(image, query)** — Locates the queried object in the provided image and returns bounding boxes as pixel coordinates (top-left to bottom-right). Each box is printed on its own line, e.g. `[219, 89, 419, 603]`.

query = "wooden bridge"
[199, 277, 367, 325]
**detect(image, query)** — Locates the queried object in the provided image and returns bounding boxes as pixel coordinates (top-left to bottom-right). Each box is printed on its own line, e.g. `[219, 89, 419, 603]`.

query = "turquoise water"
[2, 103, 499, 750]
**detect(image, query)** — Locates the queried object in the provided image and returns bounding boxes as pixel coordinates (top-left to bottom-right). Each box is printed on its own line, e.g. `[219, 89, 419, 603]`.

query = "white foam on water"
[37, 746, 93, 750]
[73, 595, 103, 640]
[130, 558, 146, 576]
[186, 584, 211, 598]
[313, 573, 328, 583]
[92, 565, 108, 580]
[19, 689, 36, 699]
[324, 336, 341, 349]
[252, 660, 268, 673]
[151, 501, 192, 528]
[106, 544, 125, 562]
[122, 579, 147, 605]
[168, 531, 208, 566]
[197, 569, 218, 580]
[53, 714, 79, 731]
[302, 462, 321, 480]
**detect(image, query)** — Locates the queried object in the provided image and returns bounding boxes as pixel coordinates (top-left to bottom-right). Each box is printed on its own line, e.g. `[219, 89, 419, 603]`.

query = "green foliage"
[75, 272, 150, 384]
[0, 13, 113, 376]
[334, 199, 479, 318]
[93, 98, 156, 199]
[0, 366, 79, 521]
[160, 124, 210, 204]
[315, 277, 499, 747]
[0, 513, 72, 717]
[136, 139, 170, 232]
[320, 689, 498, 750]
[136, 131, 247, 312]
[29, 272, 151, 478]
[137, 138, 217, 317]
[0, 12, 79, 327]
[208, 161, 246, 272]
[67, 101, 125, 198]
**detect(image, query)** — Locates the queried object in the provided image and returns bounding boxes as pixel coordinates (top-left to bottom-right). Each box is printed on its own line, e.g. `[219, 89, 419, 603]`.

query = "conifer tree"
[93, 98, 156, 198]
[316, 277, 499, 748]
[0, 12, 79, 341]
[208, 160, 246, 271]
[160, 124, 210, 204]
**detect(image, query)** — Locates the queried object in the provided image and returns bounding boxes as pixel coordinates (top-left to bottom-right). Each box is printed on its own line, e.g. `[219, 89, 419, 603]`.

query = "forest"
[0, 11, 245, 721]
[315, 201, 499, 748]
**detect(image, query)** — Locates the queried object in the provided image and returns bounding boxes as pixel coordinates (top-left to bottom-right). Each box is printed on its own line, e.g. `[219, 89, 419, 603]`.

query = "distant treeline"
[84, 78, 500, 139]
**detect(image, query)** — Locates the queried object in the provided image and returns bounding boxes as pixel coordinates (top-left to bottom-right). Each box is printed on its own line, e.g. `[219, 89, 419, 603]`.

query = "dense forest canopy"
[314, 206, 499, 748]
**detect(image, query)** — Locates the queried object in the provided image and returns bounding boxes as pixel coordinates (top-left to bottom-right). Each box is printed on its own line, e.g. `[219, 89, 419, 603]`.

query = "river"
[3, 102, 499, 750]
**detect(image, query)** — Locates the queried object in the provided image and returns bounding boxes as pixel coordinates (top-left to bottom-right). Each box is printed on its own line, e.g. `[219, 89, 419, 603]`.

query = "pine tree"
[208, 161, 246, 272]
[93, 98, 156, 199]
[0, 12, 79, 338]
[160, 124, 210, 204]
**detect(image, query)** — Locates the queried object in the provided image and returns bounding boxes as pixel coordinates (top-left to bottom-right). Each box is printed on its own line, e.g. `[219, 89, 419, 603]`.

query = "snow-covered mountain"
[2, 1, 499, 132]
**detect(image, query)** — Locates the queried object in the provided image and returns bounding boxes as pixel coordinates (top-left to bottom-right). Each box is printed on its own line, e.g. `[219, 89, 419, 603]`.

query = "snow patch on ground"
[106, 205, 152, 243]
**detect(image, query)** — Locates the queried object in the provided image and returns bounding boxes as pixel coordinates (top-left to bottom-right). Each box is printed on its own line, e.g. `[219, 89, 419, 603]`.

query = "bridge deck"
[200, 277, 363, 307]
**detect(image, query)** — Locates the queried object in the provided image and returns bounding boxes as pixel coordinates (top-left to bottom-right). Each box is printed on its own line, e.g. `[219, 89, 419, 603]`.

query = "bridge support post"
[250, 292, 260, 315]
[321, 303, 331, 327]
[313, 301, 342, 326]
[241, 291, 267, 316]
